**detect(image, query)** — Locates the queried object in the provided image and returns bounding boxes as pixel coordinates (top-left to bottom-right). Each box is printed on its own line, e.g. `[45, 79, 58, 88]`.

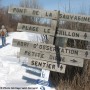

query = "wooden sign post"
[8, 6, 66, 88]
[56, 28, 90, 41]
[12, 39, 90, 60]
[8, 7, 58, 19]
[53, 11, 61, 67]
[8, 6, 90, 87]
[59, 12, 90, 24]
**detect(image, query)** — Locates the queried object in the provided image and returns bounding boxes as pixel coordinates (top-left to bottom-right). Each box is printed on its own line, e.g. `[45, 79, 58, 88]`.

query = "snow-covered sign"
[57, 28, 90, 41]
[59, 12, 90, 24]
[8, 7, 58, 19]
[17, 22, 56, 36]
[13, 39, 90, 59]
[20, 48, 84, 67]
[28, 59, 66, 73]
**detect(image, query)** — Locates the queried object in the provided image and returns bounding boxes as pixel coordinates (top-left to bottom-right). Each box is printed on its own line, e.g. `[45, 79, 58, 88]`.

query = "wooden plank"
[20, 48, 84, 67]
[28, 59, 66, 73]
[57, 28, 90, 41]
[17, 22, 56, 36]
[12, 39, 90, 59]
[59, 12, 90, 24]
[8, 7, 58, 19]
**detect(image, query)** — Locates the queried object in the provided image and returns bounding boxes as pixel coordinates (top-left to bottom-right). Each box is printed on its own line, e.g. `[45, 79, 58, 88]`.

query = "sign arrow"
[85, 51, 88, 57]
[60, 65, 63, 70]
[84, 33, 87, 39]
[70, 59, 77, 63]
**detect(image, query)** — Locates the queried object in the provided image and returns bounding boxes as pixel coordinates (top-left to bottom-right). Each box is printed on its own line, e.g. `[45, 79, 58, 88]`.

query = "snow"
[0, 32, 55, 90]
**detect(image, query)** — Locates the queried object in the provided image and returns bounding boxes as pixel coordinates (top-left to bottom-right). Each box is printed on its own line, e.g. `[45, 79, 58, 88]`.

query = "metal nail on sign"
[8, 7, 58, 19]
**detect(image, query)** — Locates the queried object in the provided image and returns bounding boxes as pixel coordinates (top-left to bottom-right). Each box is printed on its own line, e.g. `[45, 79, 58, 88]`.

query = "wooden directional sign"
[20, 48, 84, 67]
[13, 39, 90, 59]
[17, 22, 56, 36]
[59, 12, 90, 24]
[12, 39, 55, 52]
[57, 28, 90, 41]
[8, 7, 58, 19]
[28, 59, 66, 73]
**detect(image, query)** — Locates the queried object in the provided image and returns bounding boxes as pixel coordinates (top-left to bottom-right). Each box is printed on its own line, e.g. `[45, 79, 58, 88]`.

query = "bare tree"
[20, 0, 41, 9]
[19, 0, 43, 24]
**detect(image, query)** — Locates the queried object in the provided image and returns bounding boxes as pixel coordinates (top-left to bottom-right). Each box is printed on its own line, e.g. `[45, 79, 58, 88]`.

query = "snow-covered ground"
[0, 32, 55, 90]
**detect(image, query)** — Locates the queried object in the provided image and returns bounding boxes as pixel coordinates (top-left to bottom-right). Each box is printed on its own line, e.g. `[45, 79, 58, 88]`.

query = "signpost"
[20, 48, 84, 67]
[13, 39, 90, 59]
[28, 59, 66, 73]
[56, 28, 90, 41]
[59, 12, 90, 24]
[17, 22, 56, 36]
[8, 6, 90, 73]
[8, 7, 58, 19]
[8, 5, 90, 89]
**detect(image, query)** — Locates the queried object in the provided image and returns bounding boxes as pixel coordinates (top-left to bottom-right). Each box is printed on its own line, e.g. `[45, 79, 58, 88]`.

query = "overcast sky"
[2, 0, 90, 14]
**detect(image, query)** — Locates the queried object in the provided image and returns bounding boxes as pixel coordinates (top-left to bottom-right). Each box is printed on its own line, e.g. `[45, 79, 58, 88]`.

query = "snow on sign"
[57, 28, 90, 41]
[28, 59, 66, 73]
[8, 7, 58, 19]
[59, 12, 90, 24]
[20, 48, 84, 67]
[13, 39, 90, 59]
[17, 22, 56, 36]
